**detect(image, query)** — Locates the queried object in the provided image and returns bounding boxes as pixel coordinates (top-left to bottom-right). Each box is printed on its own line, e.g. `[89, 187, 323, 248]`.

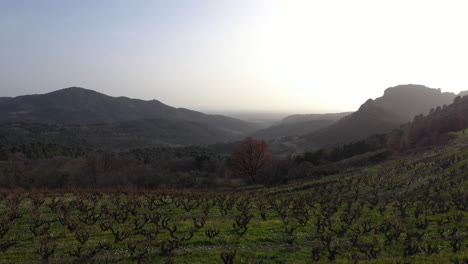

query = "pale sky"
[1, 0, 468, 113]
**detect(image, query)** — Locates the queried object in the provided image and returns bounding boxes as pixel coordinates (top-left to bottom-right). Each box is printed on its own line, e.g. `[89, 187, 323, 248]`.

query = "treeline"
[387, 95, 468, 151]
[0, 146, 228, 189]
[296, 134, 388, 165]
[0, 142, 87, 160]
[0, 142, 301, 189]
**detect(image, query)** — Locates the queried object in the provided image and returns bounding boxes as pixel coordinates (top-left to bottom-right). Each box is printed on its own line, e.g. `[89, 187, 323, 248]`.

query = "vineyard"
[1, 131, 468, 263]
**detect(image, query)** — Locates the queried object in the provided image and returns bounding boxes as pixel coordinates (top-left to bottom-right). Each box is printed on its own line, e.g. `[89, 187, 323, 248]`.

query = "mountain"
[300, 85, 457, 149]
[368, 85, 455, 121]
[253, 112, 351, 140]
[0, 87, 256, 135]
[0, 87, 262, 149]
[459, 90, 468, 97]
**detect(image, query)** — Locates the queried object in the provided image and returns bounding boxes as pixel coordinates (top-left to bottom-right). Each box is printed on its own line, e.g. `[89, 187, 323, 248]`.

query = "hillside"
[255, 129, 468, 262]
[1, 131, 467, 263]
[253, 112, 351, 140]
[253, 119, 334, 140]
[280, 112, 352, 124]
[0, 118, 248, 151]
[0, 87, 256, 135]
[388, 93, 468, 150]
[301, 85, 457, 149]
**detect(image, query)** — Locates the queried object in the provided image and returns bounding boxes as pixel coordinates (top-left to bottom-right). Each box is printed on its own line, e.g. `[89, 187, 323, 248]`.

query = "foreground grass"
[1, 132, 468, 263]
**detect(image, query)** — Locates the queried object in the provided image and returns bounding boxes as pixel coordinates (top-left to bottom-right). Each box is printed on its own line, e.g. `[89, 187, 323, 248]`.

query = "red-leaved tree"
[230, 137, 272, 183]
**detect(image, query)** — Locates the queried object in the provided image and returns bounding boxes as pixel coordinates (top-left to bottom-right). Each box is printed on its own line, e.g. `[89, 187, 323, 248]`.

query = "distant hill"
[253, 119, 334, 140]
[459, 90, 468, 97]
[0, 87, 260, 148]
[280, 112, 352, 124]
[253, 112, 351, 140]
[0, 87, 256, 135]
[300, 84, 457, 150]
[302, 101, 403, 147]
[220, 112, 291, 129]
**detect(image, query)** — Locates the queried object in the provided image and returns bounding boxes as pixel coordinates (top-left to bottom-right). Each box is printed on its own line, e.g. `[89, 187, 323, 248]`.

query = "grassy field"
[1, 132, 468, 263]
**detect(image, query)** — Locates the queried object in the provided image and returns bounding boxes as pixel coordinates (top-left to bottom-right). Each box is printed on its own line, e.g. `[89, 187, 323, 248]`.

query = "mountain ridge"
[253, 112, 352, 140]
[0, 87, 257, 135]
[301, 84, 457, 149]
[280, 112, 352, 124]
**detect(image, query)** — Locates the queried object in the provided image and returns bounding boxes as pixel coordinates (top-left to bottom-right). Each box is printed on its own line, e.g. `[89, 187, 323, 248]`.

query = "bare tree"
[230, 137, 272, 183]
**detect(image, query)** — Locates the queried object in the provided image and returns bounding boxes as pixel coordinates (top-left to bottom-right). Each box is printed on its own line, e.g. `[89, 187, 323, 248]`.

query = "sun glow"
[228, 0, 468, 112]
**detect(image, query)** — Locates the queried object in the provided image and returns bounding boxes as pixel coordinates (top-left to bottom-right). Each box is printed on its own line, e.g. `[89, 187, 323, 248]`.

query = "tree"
[230, 137, 272, 183]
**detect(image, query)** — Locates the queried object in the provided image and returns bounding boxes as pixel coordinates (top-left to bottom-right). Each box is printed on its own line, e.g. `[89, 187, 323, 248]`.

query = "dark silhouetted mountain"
[300, 85, 457, 149]
[459, 90, 468, 97]
[0, 87, 256, 135]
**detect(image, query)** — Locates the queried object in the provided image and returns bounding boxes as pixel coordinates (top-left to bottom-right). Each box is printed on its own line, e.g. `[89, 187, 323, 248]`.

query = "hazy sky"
[1, 0, 468, 113]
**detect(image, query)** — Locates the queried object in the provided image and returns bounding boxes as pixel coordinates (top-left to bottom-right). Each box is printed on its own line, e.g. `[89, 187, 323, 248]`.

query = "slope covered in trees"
[388, 94, 468, 151]
[0, 119, 247, 151]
